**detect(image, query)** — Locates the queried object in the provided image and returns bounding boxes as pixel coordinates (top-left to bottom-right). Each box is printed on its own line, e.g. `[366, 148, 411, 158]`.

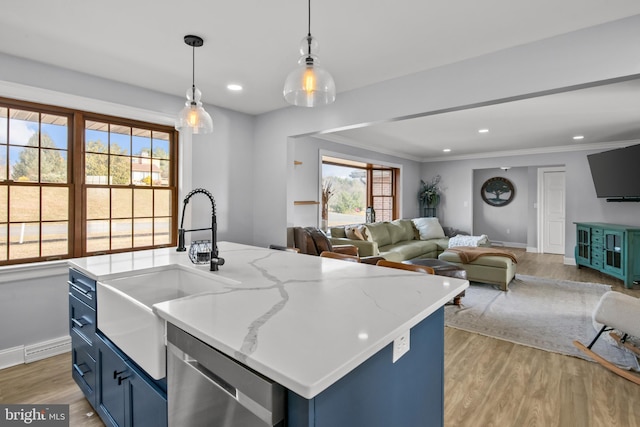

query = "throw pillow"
[411, 217, 446, 240]
[391, 219, 415, 241]
[345, 226, 366, 241]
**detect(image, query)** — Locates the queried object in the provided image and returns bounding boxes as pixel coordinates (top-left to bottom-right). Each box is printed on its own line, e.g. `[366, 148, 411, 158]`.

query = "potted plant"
[418, 175, 441, 215]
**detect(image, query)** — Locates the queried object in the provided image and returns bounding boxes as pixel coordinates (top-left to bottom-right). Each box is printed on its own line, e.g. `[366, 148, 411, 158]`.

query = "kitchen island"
[69, 242, 468, 427]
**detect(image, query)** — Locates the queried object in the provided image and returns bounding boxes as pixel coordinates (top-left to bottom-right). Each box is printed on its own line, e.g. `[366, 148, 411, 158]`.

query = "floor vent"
[24, 336, 71, 363]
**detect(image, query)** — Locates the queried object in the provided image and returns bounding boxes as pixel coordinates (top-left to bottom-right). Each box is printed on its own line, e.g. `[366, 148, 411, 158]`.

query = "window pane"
[41, 114, 68, 149]
[42, 221, 68, 257]
[0, 186, 6, 222]
[10, 186, 39, 222]
[0, 144, 6, 181]
[10, 146, 39, 182]
[132, 128, 151, 156]
[152, 132, 170, 159]
[134, 218, 152, 247]
[112, 188, 132, 219]
[132, 157, 151, 185]
[86, 188, 110, 220]
[42, 187, 68, 221]
[86, 220, 109, 252]
[110, 125, 131, 155]
[85, 120, 109, 153]
[9, 222, 39, 259]
[110, 155, 131, 185]
[322, 163, 366, 226]
[85, 153, 108, 184]
[41, 149, 67, 183]
[154, 189, 171, 217]
[0, 107, 7, 144]
[156, 159, 170, 186]
[133, 189, 152, 217]
[0, 224, 6, 261]
[154, 217, 170, 245]
[111, 219, 132, 250]
[9, 109, 38, 147]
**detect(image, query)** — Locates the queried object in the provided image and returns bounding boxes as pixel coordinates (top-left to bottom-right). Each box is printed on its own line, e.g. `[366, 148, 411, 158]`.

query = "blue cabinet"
[69, 269, 98, 409]
[96, 334, 167, 427]
[288, 308, 444, 427]
[69, 269, 167, 427]
[575, 222, 640, 288]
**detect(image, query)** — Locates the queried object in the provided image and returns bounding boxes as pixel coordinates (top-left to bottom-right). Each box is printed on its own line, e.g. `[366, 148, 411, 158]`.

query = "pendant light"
[283, 0, 336, 107]
[175, 35, 213, 134]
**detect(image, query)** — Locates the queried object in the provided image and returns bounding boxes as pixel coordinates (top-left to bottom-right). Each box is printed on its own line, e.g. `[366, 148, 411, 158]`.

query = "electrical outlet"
[392, 330, 410, 363]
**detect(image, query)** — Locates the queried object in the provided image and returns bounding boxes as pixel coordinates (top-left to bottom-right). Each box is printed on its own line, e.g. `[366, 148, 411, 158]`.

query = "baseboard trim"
[0, 336, 71, 370]
[526, 246, 538, 253]
[564, 257, 576, 266]
[24, 336, 71, 364]
[0, 346, 25, 370]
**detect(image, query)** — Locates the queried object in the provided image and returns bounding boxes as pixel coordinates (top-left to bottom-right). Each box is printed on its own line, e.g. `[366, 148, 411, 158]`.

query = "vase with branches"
[321, 179, 334, 226]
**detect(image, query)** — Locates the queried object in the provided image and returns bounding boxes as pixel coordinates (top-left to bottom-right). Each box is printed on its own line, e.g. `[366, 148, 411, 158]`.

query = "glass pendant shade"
[175, 35, 213, 134]
[176, 86, 213, 134]
[284, 55, 336, 107]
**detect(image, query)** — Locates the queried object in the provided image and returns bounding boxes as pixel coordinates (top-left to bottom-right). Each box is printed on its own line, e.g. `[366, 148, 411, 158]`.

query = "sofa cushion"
[366, 222, 392, 247]
[379, 240, 439, 262]
[390, 219, 415, 243]
[412, 217, 445, 240]
[330, 226, 346, 238]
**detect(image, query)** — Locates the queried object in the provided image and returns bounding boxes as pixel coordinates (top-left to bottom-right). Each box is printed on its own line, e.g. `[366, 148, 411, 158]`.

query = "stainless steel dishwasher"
[167, 323, 285, 427]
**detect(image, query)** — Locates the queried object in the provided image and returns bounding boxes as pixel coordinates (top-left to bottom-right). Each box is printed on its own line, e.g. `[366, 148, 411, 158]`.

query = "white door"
[542, 170, 565, 254]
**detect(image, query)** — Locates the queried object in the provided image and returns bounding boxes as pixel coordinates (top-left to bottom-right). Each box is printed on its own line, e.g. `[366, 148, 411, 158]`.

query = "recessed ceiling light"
[443, 148, 451, 152]
[227, 84, 243, 91]
[478, 129, 489, 133]
[573, 135, 584, 140]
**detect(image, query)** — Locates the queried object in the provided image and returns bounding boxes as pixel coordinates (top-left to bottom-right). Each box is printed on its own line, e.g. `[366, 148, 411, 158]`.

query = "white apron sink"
[97, 265, 239, 379]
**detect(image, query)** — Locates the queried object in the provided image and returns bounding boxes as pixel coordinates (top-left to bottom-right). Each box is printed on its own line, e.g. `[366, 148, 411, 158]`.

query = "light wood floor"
[1, 249, 638, 427]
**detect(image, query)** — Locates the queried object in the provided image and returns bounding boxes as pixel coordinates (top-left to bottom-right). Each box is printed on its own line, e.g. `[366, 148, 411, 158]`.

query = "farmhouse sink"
[97, 265, 239, 379]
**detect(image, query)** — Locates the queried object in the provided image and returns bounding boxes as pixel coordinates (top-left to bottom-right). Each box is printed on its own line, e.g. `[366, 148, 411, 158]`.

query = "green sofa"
[328, 218, 450, 262]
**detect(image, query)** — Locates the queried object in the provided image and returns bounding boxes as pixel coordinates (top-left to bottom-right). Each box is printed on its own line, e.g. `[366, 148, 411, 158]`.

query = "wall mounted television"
[587, 143, 640, 202]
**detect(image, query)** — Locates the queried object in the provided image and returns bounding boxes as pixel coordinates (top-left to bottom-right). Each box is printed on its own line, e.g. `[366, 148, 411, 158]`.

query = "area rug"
[445, 274, 640, 370]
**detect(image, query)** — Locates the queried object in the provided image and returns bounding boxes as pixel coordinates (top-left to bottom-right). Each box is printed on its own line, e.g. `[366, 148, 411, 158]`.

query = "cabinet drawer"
[591, 228, 603, 236]
[72, 333, 97, 405]
[591, 235, 603, 245]
[69, 269, 96, 309]
[70, 294, 96, 345]
[592, 250, 603, 260]
[591, 259, 603, 269]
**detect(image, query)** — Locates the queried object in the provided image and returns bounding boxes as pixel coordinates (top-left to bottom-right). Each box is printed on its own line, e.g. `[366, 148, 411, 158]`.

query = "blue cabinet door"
[128, 372, 168, 427]
[97, 335, 128, 427]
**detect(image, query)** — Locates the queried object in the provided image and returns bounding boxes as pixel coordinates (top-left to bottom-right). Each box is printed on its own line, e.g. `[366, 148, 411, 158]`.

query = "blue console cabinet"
[69, 269, 167, 427]
[575, 222, 640, 288]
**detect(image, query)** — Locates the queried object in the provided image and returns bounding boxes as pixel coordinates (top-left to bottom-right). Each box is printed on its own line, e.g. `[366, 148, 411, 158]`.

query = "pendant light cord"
[307, 0, 312, 55]
[191, 44, 196, 103]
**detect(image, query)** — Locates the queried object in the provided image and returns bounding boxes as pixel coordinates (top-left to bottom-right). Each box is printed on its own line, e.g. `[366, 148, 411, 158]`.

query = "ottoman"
[403, 258, 467, 305]
[438, 251, 516, 291]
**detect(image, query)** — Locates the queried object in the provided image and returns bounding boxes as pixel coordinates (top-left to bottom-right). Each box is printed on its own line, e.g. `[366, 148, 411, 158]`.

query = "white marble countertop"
[69, 242, 468, 399]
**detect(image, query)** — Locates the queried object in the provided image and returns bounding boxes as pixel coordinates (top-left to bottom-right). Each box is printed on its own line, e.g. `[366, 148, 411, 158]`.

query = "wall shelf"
[294, 201, 319, 205]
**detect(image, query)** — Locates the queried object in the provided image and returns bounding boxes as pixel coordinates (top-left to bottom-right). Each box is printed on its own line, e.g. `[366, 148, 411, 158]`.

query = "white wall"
[473, 167, 529, 246]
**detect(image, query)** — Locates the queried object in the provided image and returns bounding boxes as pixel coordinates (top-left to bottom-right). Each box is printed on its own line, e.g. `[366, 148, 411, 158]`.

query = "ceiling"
[2, 1, 640, 159]
[323, 78, 640, 161]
